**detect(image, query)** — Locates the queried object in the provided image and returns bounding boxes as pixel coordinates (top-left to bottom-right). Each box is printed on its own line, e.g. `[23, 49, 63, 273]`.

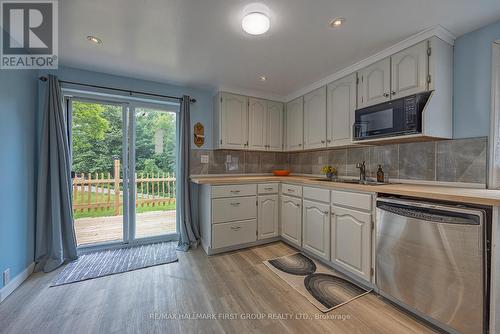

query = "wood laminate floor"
[0, 242, 437, 334]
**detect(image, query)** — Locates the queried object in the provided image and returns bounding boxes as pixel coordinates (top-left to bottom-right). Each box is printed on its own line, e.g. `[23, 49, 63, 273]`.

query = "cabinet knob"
[323, 211, 329, 215]
[326, 139, 331, 143]
[391, 91, 396, 95]
[383, 93, 390, 98]
[321, 140, 325, 144]
[298, 143, 302, 146]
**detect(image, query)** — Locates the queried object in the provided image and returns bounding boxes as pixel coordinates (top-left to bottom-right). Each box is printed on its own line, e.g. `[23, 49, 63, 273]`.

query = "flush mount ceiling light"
[86, 35, 103, 44]
[259, 75, 267, 81]
[329, 17, 345, 28]
[242, 12, 270, 35]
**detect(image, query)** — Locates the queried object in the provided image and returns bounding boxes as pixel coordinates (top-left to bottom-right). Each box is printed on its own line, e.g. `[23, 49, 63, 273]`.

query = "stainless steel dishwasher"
[376, 197, 488, 334]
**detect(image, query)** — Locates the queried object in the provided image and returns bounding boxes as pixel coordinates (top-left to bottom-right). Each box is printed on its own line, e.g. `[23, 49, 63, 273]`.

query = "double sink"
[309, 178, 392, 186]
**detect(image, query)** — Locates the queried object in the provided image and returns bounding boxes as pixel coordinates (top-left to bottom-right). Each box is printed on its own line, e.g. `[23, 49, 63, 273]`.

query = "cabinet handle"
[230, 190, 240, 193]
[323, 211, 329, 214]
[295, 204, 301, 208]
[230, 202, 241, 206]
[383, 93, 390, 98]
[264, 187, 274, 190]
[230, 226, 241, 231]
[391, 91, 396, 95]
[287, 189, 295, 192]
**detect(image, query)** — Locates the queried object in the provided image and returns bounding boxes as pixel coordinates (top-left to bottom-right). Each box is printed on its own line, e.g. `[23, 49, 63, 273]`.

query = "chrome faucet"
[356, 161, 366, 182]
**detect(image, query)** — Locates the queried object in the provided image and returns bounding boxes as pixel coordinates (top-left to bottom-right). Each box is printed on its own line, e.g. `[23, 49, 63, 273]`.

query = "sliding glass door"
[68, 96, 179, 248]
[70, 98, 128, 246]
[128, 105, 178, 241]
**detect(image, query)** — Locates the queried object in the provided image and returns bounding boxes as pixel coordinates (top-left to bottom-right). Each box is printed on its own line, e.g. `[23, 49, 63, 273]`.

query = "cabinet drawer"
[212, 184, 257, 198]
[303, 186, 330, 203]
[331, 190, 372, 211]
[212, 196, 257, 223]
[281, 184, 302, 197]
[212, 220, 257, 249]
[258, 183, 279, 194]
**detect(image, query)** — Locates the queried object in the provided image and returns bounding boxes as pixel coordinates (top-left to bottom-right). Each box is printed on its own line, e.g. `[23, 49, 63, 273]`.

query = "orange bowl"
[272, 169, 290, 176]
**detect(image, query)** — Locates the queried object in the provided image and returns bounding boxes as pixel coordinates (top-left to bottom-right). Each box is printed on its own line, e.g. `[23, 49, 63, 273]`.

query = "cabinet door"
[267, 101, 283, 151]
[391, 41, 428, 99]
[331, 205, 372, 281]
[302, 200, 330, 260]
[280, 195, 302, 246]
[220, 93, 248, 149]
[304, 86, 327, 149]
[327, 74, 357, 147]
[258, 195, 279, 239]
[285, 97, 304, 151]
[248, 98, 268, 151]
[358, 58, 391, 108]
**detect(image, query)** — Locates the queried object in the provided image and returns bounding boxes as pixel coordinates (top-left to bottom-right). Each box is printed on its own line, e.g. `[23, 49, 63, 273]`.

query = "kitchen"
[190, 23, 499, 334]
[1, 1, 500, 334]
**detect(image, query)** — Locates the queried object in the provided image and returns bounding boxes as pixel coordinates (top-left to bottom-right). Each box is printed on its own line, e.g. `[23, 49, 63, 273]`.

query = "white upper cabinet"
[285, 97, 304, 151]
[214, 92, 248, 149]
[302, 200, 330, 260]
[248, 98, 268, 151]
[267, 101, 284, 151]
[214, 93, 283, 151]
[327, 74, 357, 147]
[304, 86, 327, 149]
[358, 58, 391, 109]
[391, 41, 428, 99]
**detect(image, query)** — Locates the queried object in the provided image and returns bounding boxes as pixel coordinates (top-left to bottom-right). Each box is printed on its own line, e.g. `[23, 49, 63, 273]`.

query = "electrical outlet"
[200, 155, 209, 164]
[226, 155, 232, 163]
[3, 269, 10, 286]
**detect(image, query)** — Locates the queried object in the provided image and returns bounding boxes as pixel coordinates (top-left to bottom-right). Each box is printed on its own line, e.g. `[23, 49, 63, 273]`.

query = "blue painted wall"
[0, 71, 37, 283]
[40, 66, 214, 149]
[454, 20, 500, 138]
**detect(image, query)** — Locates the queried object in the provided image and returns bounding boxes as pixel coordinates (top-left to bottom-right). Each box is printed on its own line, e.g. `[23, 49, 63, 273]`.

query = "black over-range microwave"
[353, 91, 432, 141]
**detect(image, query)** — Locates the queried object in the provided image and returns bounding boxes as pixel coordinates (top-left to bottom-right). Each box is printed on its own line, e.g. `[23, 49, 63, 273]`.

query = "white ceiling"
[60, 0, 500, 100]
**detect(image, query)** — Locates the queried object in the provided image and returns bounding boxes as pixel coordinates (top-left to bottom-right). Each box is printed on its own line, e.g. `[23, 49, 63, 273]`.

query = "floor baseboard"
[0, 262, 35, 303]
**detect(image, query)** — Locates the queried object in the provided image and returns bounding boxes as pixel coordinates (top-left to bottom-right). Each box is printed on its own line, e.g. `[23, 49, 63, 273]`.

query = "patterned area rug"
[51, 242, 178, 286]
[264, 253, 371, 312]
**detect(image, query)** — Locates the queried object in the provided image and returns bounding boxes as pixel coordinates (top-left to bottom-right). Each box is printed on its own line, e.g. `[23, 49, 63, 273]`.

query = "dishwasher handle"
[376, 201, 482, 225]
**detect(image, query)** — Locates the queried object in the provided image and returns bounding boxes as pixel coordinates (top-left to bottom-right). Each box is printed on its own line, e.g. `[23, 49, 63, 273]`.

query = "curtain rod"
[38, 76, 196, 103]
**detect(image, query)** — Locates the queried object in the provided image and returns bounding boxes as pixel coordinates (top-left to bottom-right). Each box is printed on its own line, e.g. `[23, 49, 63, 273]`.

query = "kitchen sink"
[309, 178, 392, 186]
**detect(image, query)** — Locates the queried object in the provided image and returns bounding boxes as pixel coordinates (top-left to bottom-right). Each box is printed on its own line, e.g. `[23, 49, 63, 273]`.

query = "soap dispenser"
[376, 165, 385, 183]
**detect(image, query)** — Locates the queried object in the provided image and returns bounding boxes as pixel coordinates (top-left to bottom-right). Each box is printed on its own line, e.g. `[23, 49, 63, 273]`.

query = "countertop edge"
[190, 176, 500, 206]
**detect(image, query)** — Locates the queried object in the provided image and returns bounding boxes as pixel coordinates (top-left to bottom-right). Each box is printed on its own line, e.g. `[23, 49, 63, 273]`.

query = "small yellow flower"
[321, 165, 337, 174]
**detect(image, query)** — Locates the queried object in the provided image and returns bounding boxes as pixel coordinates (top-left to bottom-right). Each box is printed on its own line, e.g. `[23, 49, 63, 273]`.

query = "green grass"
[73, 191, 175, 220]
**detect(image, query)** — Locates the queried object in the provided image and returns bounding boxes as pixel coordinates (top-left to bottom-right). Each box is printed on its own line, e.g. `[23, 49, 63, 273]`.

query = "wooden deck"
[74, 210, 176, 246]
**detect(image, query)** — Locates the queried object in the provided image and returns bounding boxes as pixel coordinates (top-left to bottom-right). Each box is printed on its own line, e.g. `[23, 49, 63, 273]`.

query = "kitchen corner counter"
[191, 175, 500, 206]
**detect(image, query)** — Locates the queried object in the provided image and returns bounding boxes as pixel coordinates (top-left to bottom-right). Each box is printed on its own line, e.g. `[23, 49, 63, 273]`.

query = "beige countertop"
[191, 175, 500, 206]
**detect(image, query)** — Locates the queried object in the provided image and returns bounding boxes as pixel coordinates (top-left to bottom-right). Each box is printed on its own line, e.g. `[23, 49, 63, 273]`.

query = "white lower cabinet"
[330, 205, 372, 281]
[258, 195, 279, 239]
[280, 195, 302, 247]
[302, 200, 330, 260]
[212, 220, 257, 249]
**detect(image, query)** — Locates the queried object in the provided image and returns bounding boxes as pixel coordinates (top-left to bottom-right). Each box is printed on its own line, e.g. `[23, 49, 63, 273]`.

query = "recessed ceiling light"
[330, 17, 345, 28]
[87, 35, 103, 44]
[259, 75, 267, 82]
[242, 12, 270, 35]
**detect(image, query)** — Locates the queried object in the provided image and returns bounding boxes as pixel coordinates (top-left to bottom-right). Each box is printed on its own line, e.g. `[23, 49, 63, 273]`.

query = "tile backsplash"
[190, 137, 488, 185]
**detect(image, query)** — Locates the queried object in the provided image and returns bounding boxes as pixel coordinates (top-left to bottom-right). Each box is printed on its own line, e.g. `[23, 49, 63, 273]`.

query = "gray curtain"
[35, 75, 78, 272]
[177, 95, 200, 251]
